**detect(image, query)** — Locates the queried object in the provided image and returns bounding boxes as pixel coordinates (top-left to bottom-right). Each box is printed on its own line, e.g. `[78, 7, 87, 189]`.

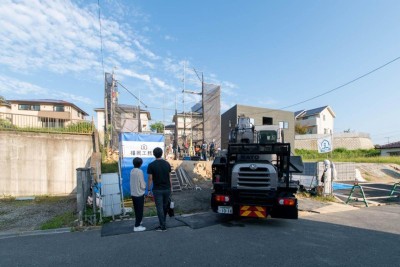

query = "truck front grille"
[232, 164, 278, 190]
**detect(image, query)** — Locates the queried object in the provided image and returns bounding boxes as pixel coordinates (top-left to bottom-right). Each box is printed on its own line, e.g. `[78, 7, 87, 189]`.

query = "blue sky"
[1, 0, 399, 145]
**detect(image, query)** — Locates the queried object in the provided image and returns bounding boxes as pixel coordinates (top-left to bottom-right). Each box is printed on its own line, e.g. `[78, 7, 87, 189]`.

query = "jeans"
[153, 189, 171, 228]
[131, 195, 144, 227]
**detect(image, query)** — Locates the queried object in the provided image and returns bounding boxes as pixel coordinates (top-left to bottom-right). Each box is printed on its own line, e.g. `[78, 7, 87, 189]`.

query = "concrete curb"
[0, 226, 103, 240]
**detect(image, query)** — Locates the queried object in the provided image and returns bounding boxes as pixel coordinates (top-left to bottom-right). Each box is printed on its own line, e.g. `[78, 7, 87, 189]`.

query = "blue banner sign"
[119, 133, 165, 197]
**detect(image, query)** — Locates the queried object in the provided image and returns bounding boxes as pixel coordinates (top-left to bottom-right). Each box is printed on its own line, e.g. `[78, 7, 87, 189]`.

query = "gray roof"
[295, 105, 334, 118]
[378, 141, 400, 149]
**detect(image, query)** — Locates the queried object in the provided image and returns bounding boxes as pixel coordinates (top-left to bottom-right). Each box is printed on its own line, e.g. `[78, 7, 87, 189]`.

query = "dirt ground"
[0, 178, 213, 233]
[0, 196, 76, 233]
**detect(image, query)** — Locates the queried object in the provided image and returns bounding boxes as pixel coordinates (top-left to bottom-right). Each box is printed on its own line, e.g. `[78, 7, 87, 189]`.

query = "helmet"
[323, 159, 330, 166]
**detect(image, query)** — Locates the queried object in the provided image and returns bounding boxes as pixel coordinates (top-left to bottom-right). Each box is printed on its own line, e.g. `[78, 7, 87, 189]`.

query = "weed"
[40, 211, 76, 230]
[102, 161, 118, 173]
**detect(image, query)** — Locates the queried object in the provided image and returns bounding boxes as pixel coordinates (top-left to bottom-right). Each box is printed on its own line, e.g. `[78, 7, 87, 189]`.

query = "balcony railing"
[0, 112, 94, 134]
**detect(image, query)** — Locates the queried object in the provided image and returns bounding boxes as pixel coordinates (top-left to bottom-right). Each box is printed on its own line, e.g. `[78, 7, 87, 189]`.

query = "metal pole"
[201, 73, 205, 143]
[183, 61, 186, 138]
[138, 90, 141, 132]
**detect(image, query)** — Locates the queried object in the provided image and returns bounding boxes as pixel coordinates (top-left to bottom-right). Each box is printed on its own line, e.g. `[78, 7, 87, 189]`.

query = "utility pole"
[138, 90, 141, 132]
[182, 61, 186, 139]
[201, 72, 205, 143]
[174, 94, 178, 159]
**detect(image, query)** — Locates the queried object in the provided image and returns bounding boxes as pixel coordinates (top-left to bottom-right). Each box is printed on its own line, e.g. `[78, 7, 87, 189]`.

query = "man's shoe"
[155, 226, 167, 232]
[134, 226, 146, 232]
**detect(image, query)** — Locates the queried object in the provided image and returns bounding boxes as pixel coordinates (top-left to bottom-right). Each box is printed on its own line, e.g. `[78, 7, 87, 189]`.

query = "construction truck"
[211, 115, 303, 219]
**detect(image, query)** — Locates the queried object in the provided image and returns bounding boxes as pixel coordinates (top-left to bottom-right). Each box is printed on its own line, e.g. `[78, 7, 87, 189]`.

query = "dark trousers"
[131, 195, 144, 227]
[153, 189, 171, 228]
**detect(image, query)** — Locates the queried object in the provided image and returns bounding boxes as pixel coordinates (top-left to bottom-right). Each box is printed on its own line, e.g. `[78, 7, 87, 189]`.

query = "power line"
[116, 81, 148, 108]
[279, 56, 400, 110]
[97, 0, 105, 74]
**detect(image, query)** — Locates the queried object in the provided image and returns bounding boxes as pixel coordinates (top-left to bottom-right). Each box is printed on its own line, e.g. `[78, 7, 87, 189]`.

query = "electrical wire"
[279, 56, 400, 110]
[116, 81, 148, 108]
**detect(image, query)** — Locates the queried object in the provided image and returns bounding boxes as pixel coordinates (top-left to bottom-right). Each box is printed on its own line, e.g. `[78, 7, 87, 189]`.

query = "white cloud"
[118, 68, 151, 82]
[152, 77, 175, 92]
[0, 75, 47, 95]
[0, 0, 157, 75]
[220, 100, 233, 113]
[57, 92, 93, 105]
[0, 75, 93, 106]
[164, 35, 176, 41]
[134, 40, 158, 60]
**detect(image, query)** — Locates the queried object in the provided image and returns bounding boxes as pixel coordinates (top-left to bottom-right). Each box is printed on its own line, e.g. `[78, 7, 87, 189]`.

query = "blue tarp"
[333, 183, 353, 190]
[119, 133, 165, 197]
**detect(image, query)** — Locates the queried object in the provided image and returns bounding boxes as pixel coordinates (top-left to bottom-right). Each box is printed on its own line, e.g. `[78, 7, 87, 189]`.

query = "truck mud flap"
[270, 206, 298, 219]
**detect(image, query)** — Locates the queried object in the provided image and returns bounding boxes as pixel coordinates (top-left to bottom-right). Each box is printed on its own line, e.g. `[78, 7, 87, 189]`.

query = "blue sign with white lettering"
[119, 133, 165, 197]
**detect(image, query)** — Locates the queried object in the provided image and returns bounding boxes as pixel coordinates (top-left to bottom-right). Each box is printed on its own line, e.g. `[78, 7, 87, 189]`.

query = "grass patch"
[296, 148, 400, 164]
[40, 211, 76, 230]
[297, 191, 336, 202]
[102, 161, 118, 173]
[312, 195, 337, 202]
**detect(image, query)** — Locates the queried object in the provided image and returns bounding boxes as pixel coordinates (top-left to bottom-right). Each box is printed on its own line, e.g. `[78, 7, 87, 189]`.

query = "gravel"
[0, 197, 76, 233]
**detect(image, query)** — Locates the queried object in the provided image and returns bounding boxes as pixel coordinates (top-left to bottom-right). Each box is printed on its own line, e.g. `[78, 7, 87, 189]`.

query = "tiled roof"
[8, 99, 88, 115]
[378, 141, 400, 149]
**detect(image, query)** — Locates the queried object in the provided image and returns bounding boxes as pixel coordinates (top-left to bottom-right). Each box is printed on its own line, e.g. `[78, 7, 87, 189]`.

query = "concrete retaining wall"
[295, 132, 374, 150]
[0, 131, 93, 197]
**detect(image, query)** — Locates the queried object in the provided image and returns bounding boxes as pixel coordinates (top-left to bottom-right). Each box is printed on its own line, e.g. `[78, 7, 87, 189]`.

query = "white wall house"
[379, 141, 400, 156]
[295, 106, 335, 134]
[0, 99, 88, 128]
[95, 105, 152, 146]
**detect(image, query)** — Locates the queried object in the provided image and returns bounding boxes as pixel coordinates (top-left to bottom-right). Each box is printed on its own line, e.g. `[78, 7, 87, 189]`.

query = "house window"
[262, 117, 273, 125]
[54, 105, 65, 112]
[18, 104, 40, 111]
[323, 115, 326, 121]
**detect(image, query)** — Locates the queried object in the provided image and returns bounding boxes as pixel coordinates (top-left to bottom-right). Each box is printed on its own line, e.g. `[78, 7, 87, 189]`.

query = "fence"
[0, 112, 94, 134]
[293, 162, 357, 189]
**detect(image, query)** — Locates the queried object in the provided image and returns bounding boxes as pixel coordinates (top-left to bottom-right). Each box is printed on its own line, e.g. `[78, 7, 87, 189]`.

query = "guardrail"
[0, 112, 94, 134]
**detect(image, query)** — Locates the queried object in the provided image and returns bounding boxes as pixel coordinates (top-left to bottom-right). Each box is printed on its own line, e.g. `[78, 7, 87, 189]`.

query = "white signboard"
[122, 141, 164, 158]
[317, 136, 332, 153]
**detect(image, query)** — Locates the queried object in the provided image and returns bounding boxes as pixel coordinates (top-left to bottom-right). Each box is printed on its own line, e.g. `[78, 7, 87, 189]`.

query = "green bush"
[0, 118, 16, 129]
[65, 121, 93, 133]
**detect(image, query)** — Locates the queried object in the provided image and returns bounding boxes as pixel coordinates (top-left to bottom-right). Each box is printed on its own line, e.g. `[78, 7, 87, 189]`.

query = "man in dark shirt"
[147, 147, 172, 232]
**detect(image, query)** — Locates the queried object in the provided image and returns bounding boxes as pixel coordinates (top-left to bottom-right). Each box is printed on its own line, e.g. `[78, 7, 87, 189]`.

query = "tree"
[150, 122, 164, 133]
[295, 123, 308, 135]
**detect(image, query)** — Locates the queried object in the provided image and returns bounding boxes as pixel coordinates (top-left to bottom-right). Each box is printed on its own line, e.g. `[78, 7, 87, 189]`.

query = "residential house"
[221, 104, 295, 150]
[0, 99, 88, 128]
[378, 141, 400, 156]
[295, 106, 335, 134]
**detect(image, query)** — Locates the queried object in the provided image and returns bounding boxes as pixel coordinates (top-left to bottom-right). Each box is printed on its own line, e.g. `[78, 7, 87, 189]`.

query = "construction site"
[101, 71, 221, 159]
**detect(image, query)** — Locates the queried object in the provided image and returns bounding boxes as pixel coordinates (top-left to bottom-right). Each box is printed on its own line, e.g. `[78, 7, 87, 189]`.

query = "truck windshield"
[258, 130, 277, 144]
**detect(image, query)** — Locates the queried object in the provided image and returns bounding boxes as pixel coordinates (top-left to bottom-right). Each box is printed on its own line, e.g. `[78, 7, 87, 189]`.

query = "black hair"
[153, 147, 163, 158]
[133, 157, 143, 168]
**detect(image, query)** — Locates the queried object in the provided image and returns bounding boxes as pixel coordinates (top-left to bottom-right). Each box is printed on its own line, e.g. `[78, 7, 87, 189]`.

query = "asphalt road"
[0, 205, 399, 267]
